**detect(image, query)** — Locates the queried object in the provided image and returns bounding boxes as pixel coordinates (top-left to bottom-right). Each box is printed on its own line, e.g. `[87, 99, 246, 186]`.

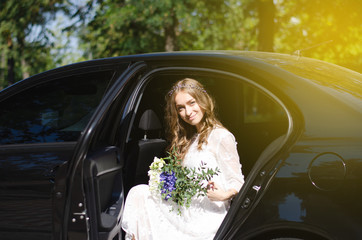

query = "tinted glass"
[0, 71, 114, 145]
[243, 84, 286, 123]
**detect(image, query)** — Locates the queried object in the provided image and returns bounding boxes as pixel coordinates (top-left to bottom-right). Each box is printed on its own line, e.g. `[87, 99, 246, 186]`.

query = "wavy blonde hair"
[165, 78, 223, 160]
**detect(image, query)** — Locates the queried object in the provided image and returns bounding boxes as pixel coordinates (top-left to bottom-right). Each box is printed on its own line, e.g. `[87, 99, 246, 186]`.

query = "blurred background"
[0, 0, 361, 89]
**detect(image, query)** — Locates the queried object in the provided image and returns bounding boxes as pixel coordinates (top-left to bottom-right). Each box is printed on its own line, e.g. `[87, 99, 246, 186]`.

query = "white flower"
[149, 157, 165, 171]
[148, 157, 166, 196]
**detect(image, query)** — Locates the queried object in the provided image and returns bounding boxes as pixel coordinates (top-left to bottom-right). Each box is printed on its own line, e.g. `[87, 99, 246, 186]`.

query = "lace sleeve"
[214, 129, 245, 191]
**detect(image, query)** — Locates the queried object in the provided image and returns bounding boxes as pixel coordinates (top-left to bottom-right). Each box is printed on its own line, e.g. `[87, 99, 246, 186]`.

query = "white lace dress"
[121, 127, 245, 240]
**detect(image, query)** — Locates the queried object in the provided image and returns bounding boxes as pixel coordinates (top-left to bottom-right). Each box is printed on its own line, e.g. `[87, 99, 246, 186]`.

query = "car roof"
[126, 51, 362, 108]
[3, 51, 362, 110]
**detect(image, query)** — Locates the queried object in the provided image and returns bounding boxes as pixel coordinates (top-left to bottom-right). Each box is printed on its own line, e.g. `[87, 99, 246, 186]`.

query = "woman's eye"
[190, 101, 195, 105]
[177, 107, 184, 112]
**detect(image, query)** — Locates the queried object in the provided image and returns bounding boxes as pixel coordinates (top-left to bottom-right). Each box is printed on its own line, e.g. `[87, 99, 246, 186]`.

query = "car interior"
[122, 71, 289, 195]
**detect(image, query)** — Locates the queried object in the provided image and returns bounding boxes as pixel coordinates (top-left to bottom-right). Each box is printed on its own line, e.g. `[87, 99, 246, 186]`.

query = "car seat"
[124, 109, 167, 194]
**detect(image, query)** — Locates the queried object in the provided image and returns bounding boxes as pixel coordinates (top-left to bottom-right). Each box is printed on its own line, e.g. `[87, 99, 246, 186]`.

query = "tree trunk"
[164, 8, 178, 52]
[165, 28, 177, 52]
[0, 48, 5, 89]
[21, 58, 30, 79]
[257, 0, 275, 52]
[7, 37, 15, 86]
[17, 35, 30, 80]
[7, 57, 15, 86]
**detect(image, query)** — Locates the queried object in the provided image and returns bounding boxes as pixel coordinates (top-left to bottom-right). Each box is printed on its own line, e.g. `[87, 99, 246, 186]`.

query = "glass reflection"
[0, 71, 113, 145]
[278, 193, 306, 222]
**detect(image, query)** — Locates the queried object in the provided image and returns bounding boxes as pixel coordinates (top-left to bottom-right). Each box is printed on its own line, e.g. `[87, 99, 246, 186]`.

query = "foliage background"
[1, 0, 361, 89]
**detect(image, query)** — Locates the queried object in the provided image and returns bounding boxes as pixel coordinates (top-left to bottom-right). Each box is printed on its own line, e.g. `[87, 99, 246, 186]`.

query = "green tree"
[0, 0, 67, 88]
[76, 0, 256, 58]
[274, 0, 362, 72]
[2, 0, 361, 90]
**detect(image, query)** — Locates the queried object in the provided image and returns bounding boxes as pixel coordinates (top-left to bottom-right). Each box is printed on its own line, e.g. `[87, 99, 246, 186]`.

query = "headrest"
[138, 109, 162, 131]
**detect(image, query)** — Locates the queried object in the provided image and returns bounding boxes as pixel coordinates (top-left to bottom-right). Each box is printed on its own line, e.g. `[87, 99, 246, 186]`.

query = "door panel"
[84, 146, 123, 231]
[0, 68, 124, 240]
[0, 143, 74, 240]
[65, 62, 147, 240]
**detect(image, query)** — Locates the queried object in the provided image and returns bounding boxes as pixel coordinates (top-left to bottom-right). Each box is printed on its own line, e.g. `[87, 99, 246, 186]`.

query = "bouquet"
[148, 149, 220, 214]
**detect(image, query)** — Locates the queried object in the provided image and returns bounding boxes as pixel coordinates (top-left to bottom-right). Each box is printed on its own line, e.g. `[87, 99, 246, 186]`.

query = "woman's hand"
[207, 181, 238, 201]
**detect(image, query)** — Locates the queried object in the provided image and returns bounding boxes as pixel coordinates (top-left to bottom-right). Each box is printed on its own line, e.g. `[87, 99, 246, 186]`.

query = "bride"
[121, 78, 245, 240]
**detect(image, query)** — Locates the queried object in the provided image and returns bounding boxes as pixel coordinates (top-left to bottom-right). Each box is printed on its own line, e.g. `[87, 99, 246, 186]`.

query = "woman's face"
[174, 90, 205, 132]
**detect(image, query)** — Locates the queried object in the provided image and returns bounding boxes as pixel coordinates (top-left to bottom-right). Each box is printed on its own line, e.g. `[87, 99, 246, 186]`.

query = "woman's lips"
[188, 114, 196, 121]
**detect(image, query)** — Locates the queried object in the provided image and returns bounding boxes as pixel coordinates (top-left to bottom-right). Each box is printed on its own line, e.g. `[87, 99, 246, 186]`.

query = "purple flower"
[160, 171, 177, 200]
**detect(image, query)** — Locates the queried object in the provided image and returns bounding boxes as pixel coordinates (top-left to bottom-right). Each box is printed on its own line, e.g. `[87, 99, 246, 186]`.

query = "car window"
[243, 84, 286, 123]
[0, 71, 114, 145]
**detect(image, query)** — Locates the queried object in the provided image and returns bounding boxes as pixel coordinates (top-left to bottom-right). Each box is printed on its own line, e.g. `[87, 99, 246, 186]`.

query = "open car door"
[55, 62, 147, 240]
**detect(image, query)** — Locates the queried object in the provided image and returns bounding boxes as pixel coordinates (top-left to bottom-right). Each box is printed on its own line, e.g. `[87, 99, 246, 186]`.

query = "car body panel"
[233, 139, 362, 240]
[0, 51, 361, 240]
[0, 142, 75, 239]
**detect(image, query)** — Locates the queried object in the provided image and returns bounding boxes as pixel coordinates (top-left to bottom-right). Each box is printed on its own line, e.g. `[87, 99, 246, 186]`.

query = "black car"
[0, 51, 361, 240]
